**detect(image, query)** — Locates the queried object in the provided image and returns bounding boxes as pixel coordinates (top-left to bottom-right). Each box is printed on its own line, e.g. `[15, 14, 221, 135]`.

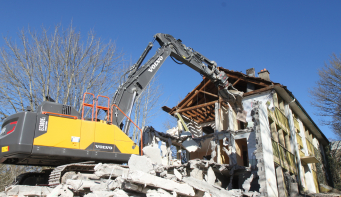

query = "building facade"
[162, 68, 331, 196]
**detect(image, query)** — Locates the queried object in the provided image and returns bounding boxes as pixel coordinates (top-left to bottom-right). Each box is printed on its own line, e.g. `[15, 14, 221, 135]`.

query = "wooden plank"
[185, 111, 204, 122]
[177, 100, 217, 113]
[233, 78, 241, 86]
[225, 73, 268, 87]
[199, 90, 218, 98]
[178, 80, 212, 109]
[199, 117, 215, 124]
[244, 86, 275, 97]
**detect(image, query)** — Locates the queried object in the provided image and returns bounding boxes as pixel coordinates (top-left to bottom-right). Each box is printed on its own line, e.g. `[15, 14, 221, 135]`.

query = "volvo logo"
[148, 56, 163, 72]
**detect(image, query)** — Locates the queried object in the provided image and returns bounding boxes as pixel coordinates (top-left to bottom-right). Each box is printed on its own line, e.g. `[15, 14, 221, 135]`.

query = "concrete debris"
[143, 146, 163, 165]
[47, 185, 73, 197]
[1, 156, 253, 197]
[166, 127, 180, 136]
[84, 189, 129, 197]
[128, 154, 154, 174]
[174, 169, 182, 180]
[127, 170, 195, 196]
[5, 185, 53, 197]
[182, 177, 242, 197]
[242, 173, 254, 193]
[210, 140, 217, 163]
[94, 163, 129, 178]
[146, 188, 174, 197]
[206, 167, 216, 185]
[190, 168, 203, 180]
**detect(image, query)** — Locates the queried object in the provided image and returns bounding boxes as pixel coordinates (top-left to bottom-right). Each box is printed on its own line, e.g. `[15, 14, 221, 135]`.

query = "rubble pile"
[0, 147, 260, 197]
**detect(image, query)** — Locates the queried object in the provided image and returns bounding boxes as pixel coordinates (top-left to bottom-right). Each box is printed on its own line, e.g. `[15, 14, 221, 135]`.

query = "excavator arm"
[111, 33, 232, 132]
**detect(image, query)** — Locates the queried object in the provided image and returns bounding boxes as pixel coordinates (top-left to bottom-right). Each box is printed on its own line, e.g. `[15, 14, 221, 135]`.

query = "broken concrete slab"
[146, 188, 174, 197]
[182, 177, 242, 197]
[84, 189, 129, 197]
[242, 173, 254, 193]
[121, 181, 150, 194]
[210, 140, 217, 163]
[47, 185, 73, 197]
[5, 185, 53, 197]
[174, 169, 182, 181]
[66, 179, 101, 191]
[207, 167, 216, 185]
[128, 154, 154, 174]
[94, 163, 129, 178]
[190, 168, 203, 180]
[127, 170, 195, 196]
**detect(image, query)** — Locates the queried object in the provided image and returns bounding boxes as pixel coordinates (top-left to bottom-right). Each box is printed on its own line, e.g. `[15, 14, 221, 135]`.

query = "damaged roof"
[162, 67, 330, 146]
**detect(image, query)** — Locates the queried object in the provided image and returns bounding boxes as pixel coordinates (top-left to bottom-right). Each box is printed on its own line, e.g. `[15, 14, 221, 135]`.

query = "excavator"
[0, 33, 232, 186]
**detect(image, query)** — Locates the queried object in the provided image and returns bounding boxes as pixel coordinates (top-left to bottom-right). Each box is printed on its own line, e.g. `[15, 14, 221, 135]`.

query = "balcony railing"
[274, 107, 290, 133]
[306, 139, 315, 157]
[296, 133, 303, 149]
[272, 139, 297, 174]
[294, 118, 300, 132]
[268, 107, 290, 134]
[299, 150, 305, 157]
[272, 139, 281, 165]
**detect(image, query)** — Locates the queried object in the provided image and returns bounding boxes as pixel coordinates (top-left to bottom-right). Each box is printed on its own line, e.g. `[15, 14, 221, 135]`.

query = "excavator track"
[49, 163, 97, 186]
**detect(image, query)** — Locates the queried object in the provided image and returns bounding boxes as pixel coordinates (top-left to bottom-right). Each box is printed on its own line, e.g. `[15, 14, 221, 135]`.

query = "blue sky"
[1, 1, 340, 140]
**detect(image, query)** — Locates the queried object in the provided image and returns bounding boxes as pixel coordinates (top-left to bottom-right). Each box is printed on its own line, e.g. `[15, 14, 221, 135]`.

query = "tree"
[310, 53, 341, 139]
[0, 23, 124, 191]
[326, 141, 341, 190]
[0, 23, 124, 119]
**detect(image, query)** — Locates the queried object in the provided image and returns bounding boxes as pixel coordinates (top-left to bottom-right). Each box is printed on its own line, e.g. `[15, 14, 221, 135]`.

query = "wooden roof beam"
[177, 100, 217, 113]
[199, 90, 218, 98]
[178, 79, 212, 110]
[226, 73, 268, 87]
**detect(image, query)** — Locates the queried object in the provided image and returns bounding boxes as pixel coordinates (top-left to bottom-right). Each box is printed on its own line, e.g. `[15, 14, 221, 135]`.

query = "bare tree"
[0, 23, 124, 119]
[0, 165, 41, 191]
[310, 53, 341, 139]
[0, 23, 124, 191]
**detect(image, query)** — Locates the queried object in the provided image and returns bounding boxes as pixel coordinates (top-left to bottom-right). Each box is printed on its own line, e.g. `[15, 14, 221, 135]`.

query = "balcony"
[272, 139, 297, 174]
[301, 139, 319, 165]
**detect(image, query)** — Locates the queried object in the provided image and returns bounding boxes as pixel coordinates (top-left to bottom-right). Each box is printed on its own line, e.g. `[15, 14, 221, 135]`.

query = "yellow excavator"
[0, 33, 231, 186]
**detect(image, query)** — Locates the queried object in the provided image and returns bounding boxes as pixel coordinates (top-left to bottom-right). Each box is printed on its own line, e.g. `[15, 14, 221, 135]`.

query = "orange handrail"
[111, 104, 143, 155]
[82, 92, 95, 121]
[42, 111, 78, 119]
[96, 95, 110, 122]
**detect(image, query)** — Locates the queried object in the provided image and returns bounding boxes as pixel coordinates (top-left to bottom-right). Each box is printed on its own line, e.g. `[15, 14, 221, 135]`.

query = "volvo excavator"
[0, 33, 233, 186]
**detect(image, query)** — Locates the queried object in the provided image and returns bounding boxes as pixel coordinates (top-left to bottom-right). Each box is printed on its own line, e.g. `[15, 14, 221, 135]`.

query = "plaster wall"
[243, 92, 278, 197]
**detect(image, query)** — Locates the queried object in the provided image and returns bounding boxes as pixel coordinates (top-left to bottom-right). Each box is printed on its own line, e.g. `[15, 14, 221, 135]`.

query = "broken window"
[235, 138, 248, 167]
[202, 126, 214, 135]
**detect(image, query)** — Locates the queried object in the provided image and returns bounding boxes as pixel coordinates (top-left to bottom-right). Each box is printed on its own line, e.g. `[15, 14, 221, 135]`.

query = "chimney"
[258, 68, 270, 81]
[246, 68, 255, 92]
[246, 68, 255, 77]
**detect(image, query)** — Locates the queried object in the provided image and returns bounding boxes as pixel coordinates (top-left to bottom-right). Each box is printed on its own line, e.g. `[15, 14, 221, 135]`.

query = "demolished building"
[0, 68, 336, 197]
[157, 68, 332, 196]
